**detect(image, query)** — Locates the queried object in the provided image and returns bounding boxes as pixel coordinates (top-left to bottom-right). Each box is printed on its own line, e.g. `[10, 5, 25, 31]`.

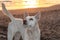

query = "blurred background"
[0, 0, 60, 40]
[0, 0, 60, 9]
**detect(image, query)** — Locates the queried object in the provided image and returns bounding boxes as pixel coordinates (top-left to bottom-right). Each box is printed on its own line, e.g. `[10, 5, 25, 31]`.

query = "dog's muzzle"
[23, 20, 27, 25]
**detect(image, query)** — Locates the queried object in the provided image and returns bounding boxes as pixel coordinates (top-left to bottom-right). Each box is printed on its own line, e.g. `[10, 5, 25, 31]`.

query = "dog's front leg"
[33, 28, 40, 40]
[23, 29, 29, 40]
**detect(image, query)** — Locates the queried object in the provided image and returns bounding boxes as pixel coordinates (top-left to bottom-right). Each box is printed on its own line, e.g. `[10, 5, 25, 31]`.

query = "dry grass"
[0, 5, 60, 40]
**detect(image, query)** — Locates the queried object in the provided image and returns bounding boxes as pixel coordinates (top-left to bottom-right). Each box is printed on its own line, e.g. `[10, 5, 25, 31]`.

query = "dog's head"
[23, 12, 41, 27]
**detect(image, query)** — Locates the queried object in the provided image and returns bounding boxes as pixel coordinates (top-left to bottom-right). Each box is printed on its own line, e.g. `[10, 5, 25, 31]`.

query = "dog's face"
[23, 12, 41, 27]
[24, 16, 37, 27]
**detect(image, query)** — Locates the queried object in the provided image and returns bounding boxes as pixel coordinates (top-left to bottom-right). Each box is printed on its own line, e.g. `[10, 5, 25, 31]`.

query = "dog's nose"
[23, 20, 27, 25]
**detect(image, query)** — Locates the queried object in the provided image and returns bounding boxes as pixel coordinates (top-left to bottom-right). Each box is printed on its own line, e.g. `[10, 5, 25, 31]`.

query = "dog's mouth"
[23, 20, 27, 25]
[23, 20, 35, 27]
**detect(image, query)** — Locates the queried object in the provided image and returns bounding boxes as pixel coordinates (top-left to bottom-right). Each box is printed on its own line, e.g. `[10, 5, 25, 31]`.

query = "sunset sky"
[0, 0, 60, 10]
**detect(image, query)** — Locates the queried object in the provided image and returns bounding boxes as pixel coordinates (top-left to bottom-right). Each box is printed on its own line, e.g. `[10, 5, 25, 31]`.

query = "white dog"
[1, 3, 25, 40]
[2, 3, 41, 40]
[23, 12, 41, 40]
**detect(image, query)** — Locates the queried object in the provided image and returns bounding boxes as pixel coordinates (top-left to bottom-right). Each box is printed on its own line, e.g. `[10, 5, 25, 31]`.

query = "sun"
[22, 0, 38, 8]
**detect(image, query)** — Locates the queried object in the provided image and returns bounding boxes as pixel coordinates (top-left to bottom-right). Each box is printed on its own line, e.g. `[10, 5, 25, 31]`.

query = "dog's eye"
[29, 18, 33, 20]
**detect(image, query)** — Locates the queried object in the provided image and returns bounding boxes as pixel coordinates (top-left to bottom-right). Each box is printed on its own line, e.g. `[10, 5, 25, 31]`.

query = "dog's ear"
[24, 12, 29, 18]
[35, 11, 41, 21]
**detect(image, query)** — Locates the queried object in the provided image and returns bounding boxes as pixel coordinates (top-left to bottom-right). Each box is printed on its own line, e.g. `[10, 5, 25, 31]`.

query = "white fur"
[25, 16, 36, 27]
[1, 3, 25, 40]
[24, 13, 41, 40]
[2, 3, 41, 40]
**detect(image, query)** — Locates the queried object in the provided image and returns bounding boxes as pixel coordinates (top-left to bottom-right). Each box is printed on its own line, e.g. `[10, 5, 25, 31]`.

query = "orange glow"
[22, 0, 37, 8]
[0, 0, 60, 10]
